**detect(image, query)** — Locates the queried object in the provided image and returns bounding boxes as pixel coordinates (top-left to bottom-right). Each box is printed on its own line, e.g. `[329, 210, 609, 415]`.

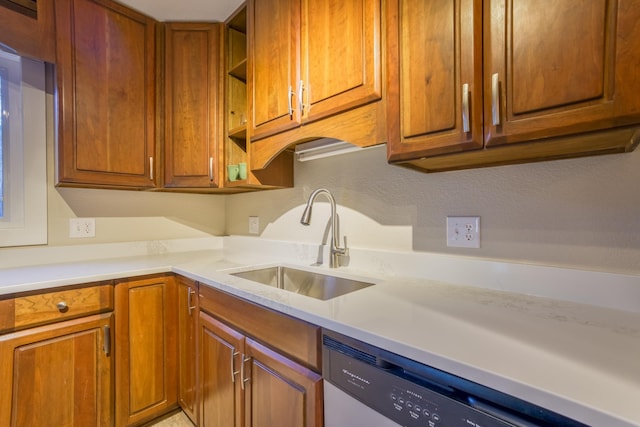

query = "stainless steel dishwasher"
[322, 330, 587, 427]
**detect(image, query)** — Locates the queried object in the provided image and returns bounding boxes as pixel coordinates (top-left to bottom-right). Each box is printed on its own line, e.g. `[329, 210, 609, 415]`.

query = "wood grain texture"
[245, 337, 323, 427]
[163, 22, 224, 189]
[0, 313, 113, 427]
[0, 0, 56, 62]
[115, 274, 178, 427]
[199, 311, 244, 427]
[199, 285, 322, 372]
[55, 0, 157, 188]
[177, 277, 198, 425]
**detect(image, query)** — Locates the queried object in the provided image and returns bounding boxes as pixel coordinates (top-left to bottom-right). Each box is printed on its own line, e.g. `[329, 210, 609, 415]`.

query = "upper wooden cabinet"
[163, 22, 224, 190]
[0, 0, 56, 62]
[387, 0, 640, 172]
[55, 0, 157, 189]
[248, 0, 385, 169]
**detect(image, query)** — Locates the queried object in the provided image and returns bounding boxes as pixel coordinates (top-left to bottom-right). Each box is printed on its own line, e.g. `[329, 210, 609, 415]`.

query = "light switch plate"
[446, 216, 480, 248]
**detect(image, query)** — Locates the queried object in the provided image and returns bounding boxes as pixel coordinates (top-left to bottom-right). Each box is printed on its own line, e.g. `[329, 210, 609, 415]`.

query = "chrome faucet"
[300, 188, 349, 268]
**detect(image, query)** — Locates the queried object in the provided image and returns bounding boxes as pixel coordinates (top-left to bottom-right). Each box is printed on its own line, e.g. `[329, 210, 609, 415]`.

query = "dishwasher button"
[423, 408, 430, 418]
[390, 393, 397, 401]
[406, 401, 413, 409]
[432, 413, 441, 422]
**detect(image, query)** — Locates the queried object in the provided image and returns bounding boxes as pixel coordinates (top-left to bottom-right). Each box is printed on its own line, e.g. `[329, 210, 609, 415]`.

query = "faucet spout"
[300, 188, 349, 268]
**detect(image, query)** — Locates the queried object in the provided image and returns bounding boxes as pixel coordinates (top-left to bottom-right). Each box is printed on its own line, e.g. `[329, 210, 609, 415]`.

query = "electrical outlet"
[69, 218, 96, 238]
[446, 216, 480, 248]
[248, 216, 260, 235]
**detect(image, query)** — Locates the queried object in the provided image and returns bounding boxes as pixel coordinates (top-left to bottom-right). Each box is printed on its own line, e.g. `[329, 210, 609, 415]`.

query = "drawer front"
[199, 285, 322, 372]
[11, 283, 113, 330]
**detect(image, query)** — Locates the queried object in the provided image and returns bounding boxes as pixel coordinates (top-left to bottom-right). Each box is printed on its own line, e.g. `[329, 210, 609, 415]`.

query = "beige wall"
[226, 144, 640, 275]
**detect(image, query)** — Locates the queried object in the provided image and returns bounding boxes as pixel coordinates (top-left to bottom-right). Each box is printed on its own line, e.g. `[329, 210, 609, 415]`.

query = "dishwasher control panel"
[325, 347, 516, 427]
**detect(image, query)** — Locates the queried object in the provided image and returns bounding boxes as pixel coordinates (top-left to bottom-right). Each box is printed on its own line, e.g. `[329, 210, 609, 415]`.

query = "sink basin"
[231, 266, 374, 300]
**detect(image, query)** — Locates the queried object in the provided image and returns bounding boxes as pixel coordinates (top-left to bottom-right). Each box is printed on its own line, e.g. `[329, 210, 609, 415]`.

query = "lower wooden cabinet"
[0, 312, 114, 426]
[198, 311, 322, 427]
[115, 275, 179, 427]
[178, 276, 199, 424]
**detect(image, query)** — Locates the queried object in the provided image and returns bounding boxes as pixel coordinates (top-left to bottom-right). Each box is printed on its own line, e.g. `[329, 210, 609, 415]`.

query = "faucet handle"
[342, 236, 349, 255]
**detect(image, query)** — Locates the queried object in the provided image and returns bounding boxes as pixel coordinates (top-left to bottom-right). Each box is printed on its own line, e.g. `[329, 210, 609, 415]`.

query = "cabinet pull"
[56, 301, 68, 312]
[462, 83, 470, 133]
[208, 157, 214, 181]
[231, 350, 240, 383]
[149, 156, 154, 181]
[491, 73, 500, 126]
[103, 325, 111, 356]
[287, 85, 295, 118]
[187, 288, 196, 316]
[240, 354, 251, 390]
[298, 80, 305, 116]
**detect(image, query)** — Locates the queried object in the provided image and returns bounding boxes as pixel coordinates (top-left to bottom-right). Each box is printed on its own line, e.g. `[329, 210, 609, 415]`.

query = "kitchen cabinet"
[177, 276, 199, 425]
[224, 4, 294, 189]
[0, 0, 55, 62]
[247, 0, 385, 170]
[387, 0, 640, 172]
[163, 22, 225, 190]
[55, 0, 157, 189]
[198, 285, 323, 427]
[0, 282, 114, 426]
[115, 274, 178, 426]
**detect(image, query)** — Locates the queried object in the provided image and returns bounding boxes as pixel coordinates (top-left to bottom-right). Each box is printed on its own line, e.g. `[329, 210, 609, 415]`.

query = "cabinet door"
[484, 0, 640, 146]
[0, 1, 56, 62]
[0, 313, 113, 427]
[115, 275, 178, 427]
[178, 277, 198, 424]
[199, 312, 244, 427]
[55, 0, 156, 188]
[164, 23, 224, 189]
[387, 0, 483, 162]
[245, 337, 323, 427]
[302, 0, 382, 123]
[248, 0, 301, 140]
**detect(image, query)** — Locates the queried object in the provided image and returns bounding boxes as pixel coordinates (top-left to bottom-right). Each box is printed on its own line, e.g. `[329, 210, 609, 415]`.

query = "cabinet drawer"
[0, 282, 114, 333]
[199, 285, 322, 372]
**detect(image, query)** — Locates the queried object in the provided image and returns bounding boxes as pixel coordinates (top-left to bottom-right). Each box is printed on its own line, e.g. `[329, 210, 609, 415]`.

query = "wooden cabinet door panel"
[178, 278, 198, 424]
[115, 275, 178, 427]
[56, 0, 156, 188]
[0, 1, 56, 62]
[484, 0, 636, 146]
[248, 0, 301, 140]
[164, 23, 223, 188]
[303, 0, 382, 122]
[199, 312, 244, 427]
[0, 313, 113, 427]
[245, 338, 323, 427]
[387, 0, 483, 161]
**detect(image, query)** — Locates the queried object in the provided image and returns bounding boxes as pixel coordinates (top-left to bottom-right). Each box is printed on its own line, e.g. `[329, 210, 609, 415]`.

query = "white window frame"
[0, 51, 47, 247]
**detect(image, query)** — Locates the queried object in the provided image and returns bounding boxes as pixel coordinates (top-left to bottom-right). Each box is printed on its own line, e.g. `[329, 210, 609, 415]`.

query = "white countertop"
[1, 236, 639, 426]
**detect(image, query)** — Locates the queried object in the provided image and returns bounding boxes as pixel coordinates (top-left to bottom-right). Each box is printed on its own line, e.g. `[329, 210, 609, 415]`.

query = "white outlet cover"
[248, 216, 260, 235]
[69, 218, 96, 238]
[446, 216, 480, 248]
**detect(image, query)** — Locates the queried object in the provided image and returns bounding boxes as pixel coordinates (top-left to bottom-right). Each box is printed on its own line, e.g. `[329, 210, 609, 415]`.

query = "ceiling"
[116, 0, 244, 22]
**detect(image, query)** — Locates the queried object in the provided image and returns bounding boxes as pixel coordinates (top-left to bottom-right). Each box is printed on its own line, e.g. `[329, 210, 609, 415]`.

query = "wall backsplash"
[226, 144, 640, 275]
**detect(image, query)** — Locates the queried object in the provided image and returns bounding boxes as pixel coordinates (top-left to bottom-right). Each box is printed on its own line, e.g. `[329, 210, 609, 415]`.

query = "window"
[0, 49, 47, 247]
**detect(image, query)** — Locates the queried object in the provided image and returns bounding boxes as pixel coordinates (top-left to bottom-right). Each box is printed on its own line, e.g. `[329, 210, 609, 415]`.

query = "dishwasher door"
[324, 380, 400, 427]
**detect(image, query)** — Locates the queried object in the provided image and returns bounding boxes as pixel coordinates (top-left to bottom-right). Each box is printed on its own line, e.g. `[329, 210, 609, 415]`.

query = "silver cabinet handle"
[298, 80, 305, 116]
[462, 83, 470, 133]
[56, 301, 68, 312]
[208, 157, 214, 181]
[187, 288, 196, 316]
[240, 354, 251, 390]
[103, 325, 111, 356]
[287, 85, 295, 118]
[231, 350, 240, 383]
[491, 73, 500, 126]
[149, 156, 154, 181]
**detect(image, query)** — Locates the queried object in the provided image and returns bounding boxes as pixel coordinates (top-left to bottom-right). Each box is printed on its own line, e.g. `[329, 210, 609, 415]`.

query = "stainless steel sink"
[231, 266, 374, 300]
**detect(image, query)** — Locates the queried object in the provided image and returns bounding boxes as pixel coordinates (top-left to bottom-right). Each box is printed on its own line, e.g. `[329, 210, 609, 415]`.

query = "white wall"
[226, 143, 640, 275]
